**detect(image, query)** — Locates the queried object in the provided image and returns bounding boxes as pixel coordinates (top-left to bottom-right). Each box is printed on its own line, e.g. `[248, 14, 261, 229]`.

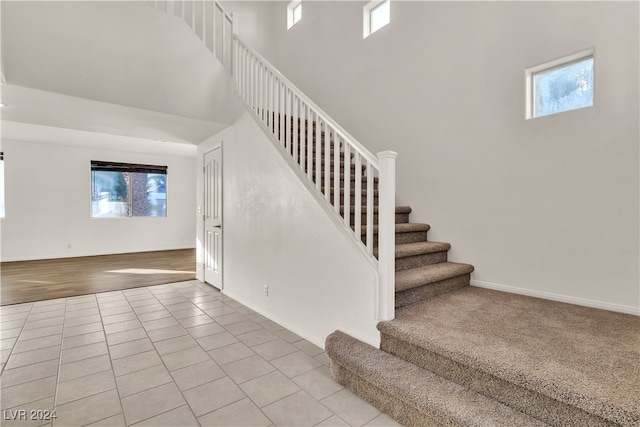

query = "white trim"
[470, 279, 639, 316]
[287, 0, 302, 30]
[525, 47, 595, 119]
[363, 0, 390, 39]
[222, 288, 380, 349]
[202, 143, 223, 291]
[234, 36, 380, 168]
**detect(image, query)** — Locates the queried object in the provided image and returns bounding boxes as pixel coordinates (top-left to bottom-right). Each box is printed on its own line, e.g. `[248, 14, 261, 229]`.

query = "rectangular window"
[526, 49, 594, 119]
[0, 152, 4, 218]
[293, 2, 302, 24]
[287, 0, 302, 29]
[364, 0, 390, 38]
[370, 0, 390, 34]
[91, 161, 167, 218]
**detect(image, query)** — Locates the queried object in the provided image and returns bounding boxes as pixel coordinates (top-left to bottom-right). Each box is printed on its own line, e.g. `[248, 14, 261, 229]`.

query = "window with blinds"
[91, 161, 167, 218]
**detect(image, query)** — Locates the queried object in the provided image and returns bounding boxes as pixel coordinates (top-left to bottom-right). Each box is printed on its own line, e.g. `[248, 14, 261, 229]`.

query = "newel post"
[377, 150, 397, 321]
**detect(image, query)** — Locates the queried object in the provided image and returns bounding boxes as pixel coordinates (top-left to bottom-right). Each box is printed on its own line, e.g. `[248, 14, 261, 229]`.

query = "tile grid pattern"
[0, 280, 400, 427]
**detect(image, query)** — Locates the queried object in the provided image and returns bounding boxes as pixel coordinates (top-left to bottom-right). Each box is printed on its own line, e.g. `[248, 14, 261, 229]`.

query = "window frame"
[90, 160, 168, 219]
[287, 0, 302, 30]
[525, 48, 595, 119]
[0, 151, 4, 219]
[363, 0, 390, 39]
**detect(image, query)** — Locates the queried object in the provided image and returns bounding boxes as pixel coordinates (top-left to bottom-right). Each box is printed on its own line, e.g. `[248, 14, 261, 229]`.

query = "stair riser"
[347, 194, 379, 205]
[395, 213, 410, 224]
[303, 164, 367, 176]
[309, 170, 378, 183]
[320, 179, 379, 191]
[395, 275, 470, 309]
[369, 231, 428, 246]
[330, 361, 440, 427]
[292, 143, 339, 152]
[321, 190, 378, 205]
[290, 151, 345, 162]
[379, 334, 612, 427]
[396, 251, 447, 271]
[291, 149, 356, 163]
[347, 213, 408, 224]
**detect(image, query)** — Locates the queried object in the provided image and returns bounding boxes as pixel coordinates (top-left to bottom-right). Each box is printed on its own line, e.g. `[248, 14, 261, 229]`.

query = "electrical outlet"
[263, 285, 269, 296]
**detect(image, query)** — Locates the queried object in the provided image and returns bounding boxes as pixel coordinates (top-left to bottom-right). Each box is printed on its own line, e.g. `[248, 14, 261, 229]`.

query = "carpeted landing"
[327, 287, 640, 426]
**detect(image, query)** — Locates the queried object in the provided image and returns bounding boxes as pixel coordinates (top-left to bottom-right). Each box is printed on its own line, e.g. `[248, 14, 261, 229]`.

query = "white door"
[204, 147, 223, 288]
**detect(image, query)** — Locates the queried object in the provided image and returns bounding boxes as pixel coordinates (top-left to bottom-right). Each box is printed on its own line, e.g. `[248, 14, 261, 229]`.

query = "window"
[526, 49, 594, 119]
[91, 161, 167, 218]
[0, 152, 4, 218]
[364, 0, 390, 38]
[287, 0, 302, 30]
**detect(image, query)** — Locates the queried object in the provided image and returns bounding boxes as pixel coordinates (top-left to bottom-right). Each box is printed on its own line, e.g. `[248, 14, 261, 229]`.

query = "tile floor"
[0, 280, 401, 427]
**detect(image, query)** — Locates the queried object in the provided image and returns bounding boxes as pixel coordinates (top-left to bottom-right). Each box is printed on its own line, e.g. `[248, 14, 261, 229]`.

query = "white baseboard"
[470, 279, 640, 316]
[222, 289, 380, 349]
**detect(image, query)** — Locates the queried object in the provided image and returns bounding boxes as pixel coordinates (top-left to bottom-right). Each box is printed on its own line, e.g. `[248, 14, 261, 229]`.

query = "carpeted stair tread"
[340, 205, 411, 214]
[395, 241, 451, 258]
[377, 287, 640, 426]
[326, 331, 548, 427]
[373, 241, 451, 258]
[396, 262, 474, 292]
[364, 222, 430, 235]
[394, 206, 411, 214]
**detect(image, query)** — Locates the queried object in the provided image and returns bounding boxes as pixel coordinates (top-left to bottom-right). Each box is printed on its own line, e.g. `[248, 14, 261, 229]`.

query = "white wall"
[1, 129, 197, 261]
[1, 1, 235, 125]
[196, 102, 380, 347]
[220, 1, 276, 63]
[268, 1, 639, 313]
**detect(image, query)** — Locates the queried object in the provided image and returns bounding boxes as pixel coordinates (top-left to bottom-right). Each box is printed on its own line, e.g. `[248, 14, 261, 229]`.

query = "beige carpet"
[378, 287, 640, 426]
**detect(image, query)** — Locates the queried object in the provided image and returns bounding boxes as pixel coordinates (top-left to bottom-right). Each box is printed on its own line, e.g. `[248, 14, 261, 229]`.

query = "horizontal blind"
[91, 161, 167, 174]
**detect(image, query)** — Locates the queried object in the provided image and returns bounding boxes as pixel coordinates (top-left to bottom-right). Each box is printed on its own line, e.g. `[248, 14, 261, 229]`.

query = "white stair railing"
[234, 38, 396, 320]
[149, 0, 236, 74]
[152, 0, 396, 321]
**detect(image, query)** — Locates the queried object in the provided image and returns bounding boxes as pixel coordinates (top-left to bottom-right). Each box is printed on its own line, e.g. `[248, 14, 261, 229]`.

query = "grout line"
[1, 302, 52, 378]
[51, 297, 70, 422]
[130, 283, 213, 427]
[93, 293, 127, 426]
[3, 280, 356, 427]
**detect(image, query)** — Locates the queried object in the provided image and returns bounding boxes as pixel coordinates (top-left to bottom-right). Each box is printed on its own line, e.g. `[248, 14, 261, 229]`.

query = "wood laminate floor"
[0, 249, 196, 306]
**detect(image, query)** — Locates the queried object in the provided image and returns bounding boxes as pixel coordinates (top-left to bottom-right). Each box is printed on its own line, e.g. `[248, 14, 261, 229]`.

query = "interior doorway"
[203, 146, 222, 289]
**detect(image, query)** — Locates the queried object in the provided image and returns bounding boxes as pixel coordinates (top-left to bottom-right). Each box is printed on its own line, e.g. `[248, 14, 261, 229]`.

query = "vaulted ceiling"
[1, 1, 239, 146]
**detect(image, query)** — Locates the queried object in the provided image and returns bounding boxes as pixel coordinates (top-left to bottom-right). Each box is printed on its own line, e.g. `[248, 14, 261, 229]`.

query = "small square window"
[287, 0, 302, 30]
[364, 0, 390, 38]
[526, 49, 594, 119]
[293, 3, 302, 24]
[370, 1, 390, 34]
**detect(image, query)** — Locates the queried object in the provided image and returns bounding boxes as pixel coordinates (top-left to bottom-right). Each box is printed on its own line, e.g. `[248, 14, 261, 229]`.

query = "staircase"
[325, 200, 640, 426]
[318, 143, 640, 426]
[237, 63, 640, 427]
[285, 111, 639, 427]
[154, 6, 640, 424]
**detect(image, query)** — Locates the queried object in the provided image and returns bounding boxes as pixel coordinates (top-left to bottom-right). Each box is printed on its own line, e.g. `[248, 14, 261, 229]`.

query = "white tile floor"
[0, 280, 401, 427]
